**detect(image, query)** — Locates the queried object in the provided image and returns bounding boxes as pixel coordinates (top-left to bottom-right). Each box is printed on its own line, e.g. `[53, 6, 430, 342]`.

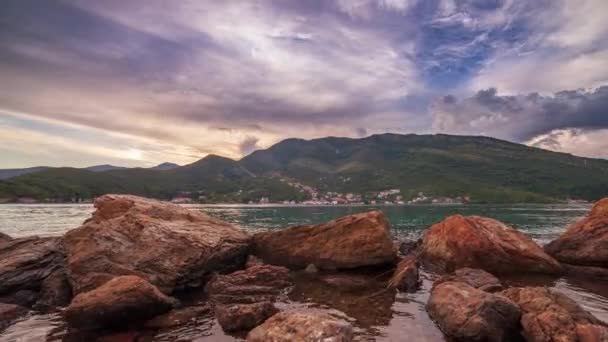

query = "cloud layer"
[0, 0, 607, 167]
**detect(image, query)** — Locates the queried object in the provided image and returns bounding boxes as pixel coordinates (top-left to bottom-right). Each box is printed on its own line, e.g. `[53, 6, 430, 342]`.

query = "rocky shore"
[0, 194, 607, 341]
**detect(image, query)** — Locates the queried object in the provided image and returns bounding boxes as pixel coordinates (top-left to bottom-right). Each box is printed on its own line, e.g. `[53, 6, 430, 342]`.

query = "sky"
[1, 0, 607, 168]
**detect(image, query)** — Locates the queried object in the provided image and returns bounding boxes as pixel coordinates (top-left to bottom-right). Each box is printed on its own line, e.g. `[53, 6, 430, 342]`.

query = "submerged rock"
[319, 273, 378, 292]
[545, 198, 608, 273]
[419, 215, 562, 275]
[65, 275, 176, 330]
[216, 301, 278, 332]
[427, 281, 521, 342]
[252, 211, 396, 270]
[0, 303, 28, 331]
[387, 256, 420, 292]
[64, 194, 250, 294]
[435, 268, 502, 292]
[502, 287, 608, 342]
[144, 305, 211, 329]
[247, 310, 354, 342]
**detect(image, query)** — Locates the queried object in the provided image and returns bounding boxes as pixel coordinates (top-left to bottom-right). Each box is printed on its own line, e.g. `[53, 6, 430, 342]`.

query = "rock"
[419, 215, 562, 274]
[0, 303, 28, 331]
[216, 301, 278, 332]
[0, 290, 38, 307]
[563, 264, 608, 280]
[435, 268, 502, 292]
[427, 281, 521, 342]
[397, 239, 419, 257]
[0, 236, 65, 295]
[34, 268, 72, 310]
[304, 264, 319, 275]
[144, 305, 211, 329]
[387, 256, 420, 292]
[247, 310, 354, 342]
[0, 232, 11, 243]
[65, 275, 176, 330]
[319, 273, 378, 292]
[246, 255, 264, 268]
[545, 198, 608, 270]
[252, 211, 396, 270]
[64, 194, 250, 294]
[501, 287, 608, 342]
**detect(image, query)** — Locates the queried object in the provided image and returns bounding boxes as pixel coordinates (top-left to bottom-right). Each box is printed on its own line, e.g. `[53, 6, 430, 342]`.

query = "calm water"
[1, 203, 607, 342]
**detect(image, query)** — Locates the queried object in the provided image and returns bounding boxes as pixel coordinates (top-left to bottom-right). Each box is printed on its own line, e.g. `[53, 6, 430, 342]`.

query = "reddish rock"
[435, 268, 502, 292]
[501, 287, 608, 342]
[34, 268, 72, 310]
[0, 232, 11, 243]
[216, 302, 278, 332]
[419, 215, 562, 274]
[387, 256, 420, 292]
[252, 211, 396, 270]
[545, 198, 608, 270]
[0, 303, 28, 331]
[0, 236, 65, 299]
[144, 305, 211, 329]
[427, 281, 521, 342]
[64, 194, 250, 294]
[247, 310, 354, 342]
[65, 275, 176, 330]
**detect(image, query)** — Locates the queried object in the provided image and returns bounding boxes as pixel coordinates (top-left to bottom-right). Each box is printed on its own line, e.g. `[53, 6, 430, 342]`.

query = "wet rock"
[501, 287, 608, 342]
[428, 281, 521, 342]
[0, 236, 65, 296]
[563, 264, 608, 280]
[0, 303, 28, 331]
[545, 198, 608, 273]
[319, 273, 378, 292]
[387, 256, 420, 292]
[419, 215, 562, 275]
[65, 275, 176, 330]
[252, 211, 396, 270]
[34, 268, 72, 310]
[0, 232, 11, 243]
[397, 239, 419, 257]
[64, 194, 250, 294]
[436, 268, 502, 292]
[247, 310, 354, 342]
[216, 301, 278, 332]
[144, 305, 211, 329]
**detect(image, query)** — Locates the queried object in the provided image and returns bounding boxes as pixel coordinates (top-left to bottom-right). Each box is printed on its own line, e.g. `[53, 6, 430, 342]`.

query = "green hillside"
[1, 134, 607, 203]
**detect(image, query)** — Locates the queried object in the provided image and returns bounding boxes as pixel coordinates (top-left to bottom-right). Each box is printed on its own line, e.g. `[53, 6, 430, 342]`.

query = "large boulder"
[427, 281, 521, 342]
[545, 198, 608, 269]
[65, 275, 176, 330]
[501, 287, 608, 342]
[64, 194, 250, 294]
[206, 264, 292, 332]
[0, 236, 66, 300]
[387, 256, 420, 292]
[419, 215, 562, 274]
[435, 268, 502, 293]
[247, 310, 354, 342]
[252, 211, 396, 270]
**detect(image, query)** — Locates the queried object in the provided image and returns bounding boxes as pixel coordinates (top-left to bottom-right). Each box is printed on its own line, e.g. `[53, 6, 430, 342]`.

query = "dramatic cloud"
[0, 0, 606, 167]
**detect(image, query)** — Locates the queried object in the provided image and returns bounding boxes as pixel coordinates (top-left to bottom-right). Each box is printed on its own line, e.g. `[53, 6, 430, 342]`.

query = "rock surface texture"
[252, 211, 395, 270]
[419, 215, 562, 274]
[0, 303, 28, 331]
[545, 198, 608, 270]
[501, 287, 608, 342]
[435, 268, 502, 292]
[387, 256, 420, 292]
[65, 275, 176, 330]
[427, 281, 521, 342]
[247, 310, 354, 342]
[0, 232, 11, 243]
[64, 194, 250, 294]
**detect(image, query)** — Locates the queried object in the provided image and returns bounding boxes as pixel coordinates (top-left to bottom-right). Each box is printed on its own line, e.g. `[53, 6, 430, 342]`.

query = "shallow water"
[0, 203, 606, 341]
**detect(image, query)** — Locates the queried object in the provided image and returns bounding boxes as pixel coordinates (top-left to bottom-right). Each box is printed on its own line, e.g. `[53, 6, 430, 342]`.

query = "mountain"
[0, 166, 49, 180]
[0, 162, 181, 180]
[1, 134, 607, 203]
[149, 162, 180, 171]
[85, 164, 127, 172]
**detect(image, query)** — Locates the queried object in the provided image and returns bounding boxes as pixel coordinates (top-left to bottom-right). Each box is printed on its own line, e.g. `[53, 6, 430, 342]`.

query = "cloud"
[238, 136, 260, 156]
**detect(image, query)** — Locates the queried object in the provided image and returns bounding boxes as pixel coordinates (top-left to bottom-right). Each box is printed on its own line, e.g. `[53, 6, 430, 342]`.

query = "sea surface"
[1, 203, 607, 341]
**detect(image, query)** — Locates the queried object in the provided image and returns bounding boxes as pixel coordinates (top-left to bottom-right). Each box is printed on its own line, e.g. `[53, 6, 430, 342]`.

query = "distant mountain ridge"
[1, 134, 607, 203]
[0, 162, 180, 180]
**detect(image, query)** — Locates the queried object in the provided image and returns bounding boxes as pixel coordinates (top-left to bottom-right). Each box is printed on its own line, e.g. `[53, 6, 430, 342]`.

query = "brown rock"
[0, 236, 65, 296]
[247, 310, 354, 342]
[501, 287, 608, 342]
[427, 281, 521, 342]
[64, 194, 250, 294]
[65, 275, 176, 330]
[0, 303, 28, 331]
[397, 239, 419, 257]
[216, 301, 278, 332]
[0, 290, 38, 307]
[144, 305, 211, 329]
[34, 268, 72, 310]
[387, 256, 420, 292]
[419, 215, 562, 274]
[319, 273, 378, 292]
[563, 264, 608, 280]
[252, 211, 396, 270]
[0, 232, 11, 243]
[436, 268, 502, 292]
[545, 198, 608, 269]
